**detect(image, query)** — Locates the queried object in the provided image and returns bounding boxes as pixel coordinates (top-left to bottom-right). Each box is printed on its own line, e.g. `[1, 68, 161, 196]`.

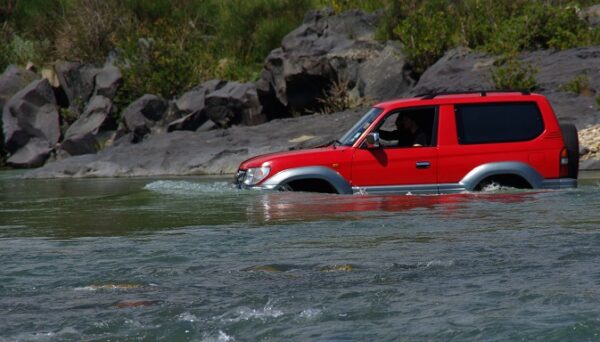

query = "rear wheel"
[560, 123, 579, 179]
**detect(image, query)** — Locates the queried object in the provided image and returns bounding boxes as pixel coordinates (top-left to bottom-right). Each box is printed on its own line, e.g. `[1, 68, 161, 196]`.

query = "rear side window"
[455, 102, 544, 144]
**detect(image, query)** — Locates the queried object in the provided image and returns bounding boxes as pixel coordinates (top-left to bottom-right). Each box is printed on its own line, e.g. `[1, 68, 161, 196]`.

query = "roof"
[374, 90, 545, 110]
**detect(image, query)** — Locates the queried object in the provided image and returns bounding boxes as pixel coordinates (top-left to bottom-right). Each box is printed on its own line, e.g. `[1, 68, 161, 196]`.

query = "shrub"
[490, 56, 539, 91]
[114, 21, 214, 108]
[560, 75, 594, 96]
[54, 0, 132, 63]
[325, 0, 385, 13]
[316, 78, 366, 114]
[485, 2, 596, 54]
[392, 0, 459, 75]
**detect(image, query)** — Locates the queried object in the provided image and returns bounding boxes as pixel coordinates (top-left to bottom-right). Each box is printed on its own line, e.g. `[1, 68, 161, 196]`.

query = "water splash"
[299, 308, 322, 319]
[220, 299, 284, 323]
[143, 180, 237, 195]
[201, 331, 235, 342]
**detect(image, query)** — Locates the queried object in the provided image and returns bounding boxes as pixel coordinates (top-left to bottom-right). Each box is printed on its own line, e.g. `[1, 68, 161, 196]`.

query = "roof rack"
[417, 89, 531, 100]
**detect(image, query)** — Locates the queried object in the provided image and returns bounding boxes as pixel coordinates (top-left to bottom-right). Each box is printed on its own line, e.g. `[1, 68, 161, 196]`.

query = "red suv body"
[234, 91, 578, 194]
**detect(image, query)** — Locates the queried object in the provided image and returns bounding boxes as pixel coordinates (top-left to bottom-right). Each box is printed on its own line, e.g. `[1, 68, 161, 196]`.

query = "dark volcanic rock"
[167, 80, 226, 132]
[0, 65, 39, 110]
[204, 82, 265, 127]
[123, 94, 168, 141]
[411, 47, 494, 95]
[257, 8, 412, 117]
[412, 47, 600, 129]
[60, 96, 114, 156]
[25, 107, 369, 177]
[2, 79, 60, 167]
[93, 64, 122, 99]
[55, 61, 98, 110]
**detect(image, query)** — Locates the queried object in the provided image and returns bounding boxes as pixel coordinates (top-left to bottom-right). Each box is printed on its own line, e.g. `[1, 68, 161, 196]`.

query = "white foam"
[222, 300, 284, 323]
[418, 260, 455, 268]
[299, 308, 322, 319]
[144, 180, 236, 195]
[178, 312, 198, 322]
[201, 330, 235, 342]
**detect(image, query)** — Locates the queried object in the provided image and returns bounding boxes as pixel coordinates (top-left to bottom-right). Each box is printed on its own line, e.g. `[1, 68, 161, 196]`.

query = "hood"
[238, 146, 352, 170]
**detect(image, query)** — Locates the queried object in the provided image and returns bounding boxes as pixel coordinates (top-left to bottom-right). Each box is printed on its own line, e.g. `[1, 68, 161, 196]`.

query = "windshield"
[338, 107, 383, 146]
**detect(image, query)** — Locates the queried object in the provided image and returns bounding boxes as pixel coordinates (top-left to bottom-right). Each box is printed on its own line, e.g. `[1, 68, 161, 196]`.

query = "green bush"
[384, 0, 600, 77]
[114, 20, 215, 109]
[392, 0, 460, 75]
[490, 56, 539, 91]
[560, 75, 594, 96]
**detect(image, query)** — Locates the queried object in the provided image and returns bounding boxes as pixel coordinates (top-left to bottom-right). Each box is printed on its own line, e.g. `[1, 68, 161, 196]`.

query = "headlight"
[243, 166, 270, 186]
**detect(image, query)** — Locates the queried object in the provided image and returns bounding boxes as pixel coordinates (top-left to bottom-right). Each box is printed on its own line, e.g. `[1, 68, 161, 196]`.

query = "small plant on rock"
[490, 56, 539, 91]
[560, 75, 594, 96]
[316, 78, 366, 115]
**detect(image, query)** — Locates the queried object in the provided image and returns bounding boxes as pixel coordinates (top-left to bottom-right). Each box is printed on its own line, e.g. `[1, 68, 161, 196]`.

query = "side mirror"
[365, 132, 380, 149]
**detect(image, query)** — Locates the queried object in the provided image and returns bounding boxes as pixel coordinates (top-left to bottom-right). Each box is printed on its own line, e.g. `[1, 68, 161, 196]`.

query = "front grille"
[233, 170, 246, 188]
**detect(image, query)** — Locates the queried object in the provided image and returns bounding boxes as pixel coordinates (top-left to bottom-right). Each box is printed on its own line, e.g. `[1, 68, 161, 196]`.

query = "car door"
[350, 107, 439, 193]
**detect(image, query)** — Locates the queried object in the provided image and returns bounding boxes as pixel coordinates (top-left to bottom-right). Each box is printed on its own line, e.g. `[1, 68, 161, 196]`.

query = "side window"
[376, 107, 437, 148]
[455, 102, 544, 144]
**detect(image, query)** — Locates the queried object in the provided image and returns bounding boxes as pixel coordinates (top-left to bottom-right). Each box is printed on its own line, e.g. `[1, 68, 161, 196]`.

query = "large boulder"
[55, 61, 98, 110]
[167, 79, 226, 132]
[0, 65, 39, 110]
[411, 47, 600, 129]
[410, 47, 494, 95]
[122, 94, 168, 142]
[2, 79, 60, 167]
[580, 4, 600, 27]
[0, 65, 40, 161]
[257, 8, 413, 117]
[60, 96, 115, 156]
[93, 64, 122, 99]
[204, 81, 265, 127]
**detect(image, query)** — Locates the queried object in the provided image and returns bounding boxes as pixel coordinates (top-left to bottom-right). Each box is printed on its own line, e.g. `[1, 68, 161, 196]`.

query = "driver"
[379, 113, 428, 147]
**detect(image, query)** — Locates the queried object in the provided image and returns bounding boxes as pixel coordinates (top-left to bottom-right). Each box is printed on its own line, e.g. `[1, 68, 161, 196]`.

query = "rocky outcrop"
[122, 94, 168, 142]
[24, 107, 367, 177]
[60, 95, 115, 156]
[167, 79, 226, 132]
[204, 81, 265, 127]
[2, 79, 60, 167]
[93, 64, 122, 98]
[0, 65, 39, 110]
[412, 46, 600, 129]
[55, 61, 98, 109]
[257, 8, 413, 118]
[580, 5, 600, 27]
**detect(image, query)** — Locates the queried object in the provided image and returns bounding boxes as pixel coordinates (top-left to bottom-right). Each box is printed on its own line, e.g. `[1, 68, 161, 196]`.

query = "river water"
[1, 171, 600, 341]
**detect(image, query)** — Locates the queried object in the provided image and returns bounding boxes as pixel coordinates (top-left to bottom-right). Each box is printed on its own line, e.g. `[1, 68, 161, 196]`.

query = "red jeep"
[234, 91, 579, 194]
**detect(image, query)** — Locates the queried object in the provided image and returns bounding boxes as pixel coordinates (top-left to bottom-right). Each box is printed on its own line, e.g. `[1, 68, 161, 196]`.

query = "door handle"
[416, 161, 430, 169]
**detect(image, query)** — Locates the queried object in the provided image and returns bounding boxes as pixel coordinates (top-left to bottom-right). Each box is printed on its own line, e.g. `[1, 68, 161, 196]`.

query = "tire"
[560, 123, 579, 179]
